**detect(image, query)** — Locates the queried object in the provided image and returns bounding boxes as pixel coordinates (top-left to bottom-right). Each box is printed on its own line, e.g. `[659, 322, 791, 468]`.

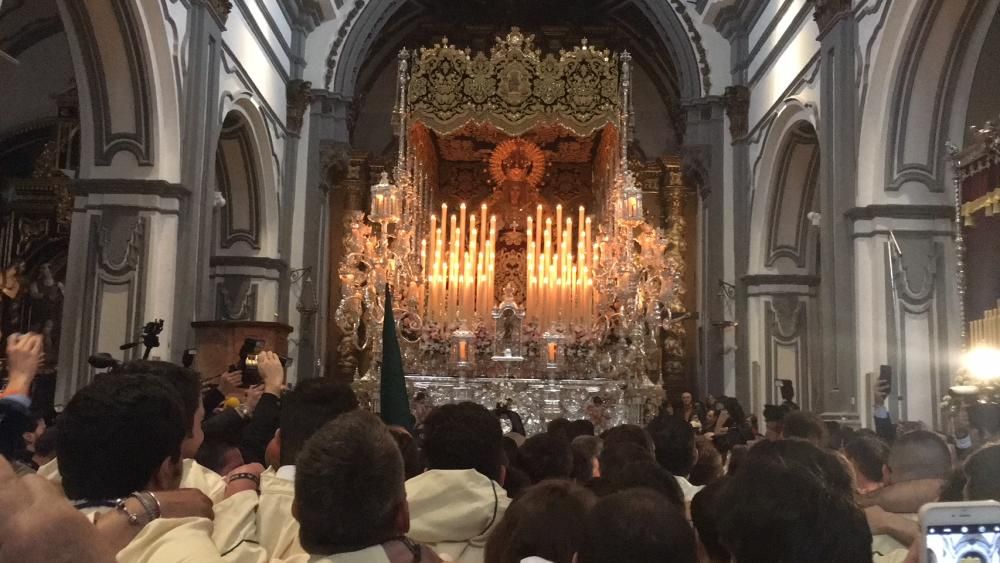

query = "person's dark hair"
[722, 397, 746, 426]
[578, 489, 697, 563]
[0, 400, 31, 460]
[763, 404, 789, 424]
[571, 435, 602, 482]
[824, 421, 855, 450]
[519, 432, 573, 483]
[195, 439, 240, 475]
[58, 374, 185, 500]
[387, 426, 424, 480]
[547, 418, 570, 438]
[647, 415, 696, 476]
[484, 480, 596, 563]
[598, 441, 654, 483]
[601, 424, 653, 453]
[119, 360, 201, 437]
[887, 429, 952, 482]
[691, 480, 730, 562]
[745, 439, 854, 496]
[296, 410, 405, 553]
[963, 443, 1000, 502]
[610, 461, 684, 508]
[781, 411, 828, 445]
[422, 402, 503, 481]
[718, 440, 872, 563]
[844, 435, 889, 485]
[279, 378, 359, 467]
[566, 419, 595, 440]
[689, 436, 724, 486]
[726, 444, 749, 476]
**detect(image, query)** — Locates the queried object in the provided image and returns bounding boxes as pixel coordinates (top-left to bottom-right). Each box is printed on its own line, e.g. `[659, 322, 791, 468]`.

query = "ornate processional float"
[339, 29, 689, 433]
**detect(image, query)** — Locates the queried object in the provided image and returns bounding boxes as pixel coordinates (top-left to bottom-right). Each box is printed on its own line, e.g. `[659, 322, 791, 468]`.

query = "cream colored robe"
[405, 469, 511, 563]
[36, 458, 227, 504]
[256, 467, 307, 560]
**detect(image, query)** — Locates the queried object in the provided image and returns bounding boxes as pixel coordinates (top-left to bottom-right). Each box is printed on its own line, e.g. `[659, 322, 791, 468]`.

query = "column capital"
[724, 85, 750, 140]
[287, 79, 313, 135]
[813, 0, 852, 37]
[193, 0, 232, 27]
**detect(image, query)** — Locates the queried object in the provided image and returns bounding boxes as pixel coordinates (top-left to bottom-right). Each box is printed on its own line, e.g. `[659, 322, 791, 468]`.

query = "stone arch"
[857, 0, 999, 204]
[215, 98, 281, 257]
[321, 0, 704, 100]
[749, 101, 819, 274]
[209, 100, 282, 322]
[56, 0, 181, 179]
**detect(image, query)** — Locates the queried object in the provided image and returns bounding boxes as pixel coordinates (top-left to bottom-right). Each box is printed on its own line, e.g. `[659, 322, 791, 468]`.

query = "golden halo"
[488, 139, 546, 188]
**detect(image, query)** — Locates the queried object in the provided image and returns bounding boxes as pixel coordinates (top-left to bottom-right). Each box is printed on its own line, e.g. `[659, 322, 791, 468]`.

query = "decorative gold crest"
[489, 139, 546, 188]
[408, 28, 620, 137]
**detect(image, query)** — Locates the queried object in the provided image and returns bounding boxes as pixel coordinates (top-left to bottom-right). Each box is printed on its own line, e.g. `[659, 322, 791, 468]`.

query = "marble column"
[170, 0, 227, 353]
[682, 96, 731, 397]
[815, 0, 860, 422]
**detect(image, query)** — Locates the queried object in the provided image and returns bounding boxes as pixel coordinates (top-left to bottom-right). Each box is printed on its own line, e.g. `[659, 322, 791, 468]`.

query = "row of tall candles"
[418, 202, 599, 328]
[421, 203, 497, 323]
[526, 204, 596, 329]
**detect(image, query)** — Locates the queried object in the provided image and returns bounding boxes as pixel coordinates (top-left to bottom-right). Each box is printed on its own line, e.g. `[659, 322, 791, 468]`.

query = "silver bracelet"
[128, 491, 161, 523]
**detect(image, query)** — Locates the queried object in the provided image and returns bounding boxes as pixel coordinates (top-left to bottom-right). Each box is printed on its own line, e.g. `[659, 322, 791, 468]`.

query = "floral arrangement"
[473, 322, 493, 357]
[418, 321, 451, 357]
[522, 318, 542, 359]
[566, 323, 599, 361]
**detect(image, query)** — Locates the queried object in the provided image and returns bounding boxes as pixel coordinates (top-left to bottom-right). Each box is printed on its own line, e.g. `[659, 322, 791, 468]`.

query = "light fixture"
[962, 346, 1000, 383]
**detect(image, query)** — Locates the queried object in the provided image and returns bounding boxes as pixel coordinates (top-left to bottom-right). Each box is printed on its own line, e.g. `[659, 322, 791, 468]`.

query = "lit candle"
[555, 204, 563, 254]
[480, 203, 488, 258]
[421, 239, 427, 279]
[536, 205, 543, 252]
[459, 203, 467, 281]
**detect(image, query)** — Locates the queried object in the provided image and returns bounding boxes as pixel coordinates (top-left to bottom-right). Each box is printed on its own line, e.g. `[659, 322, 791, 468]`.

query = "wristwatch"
[236, 404, 251, 418]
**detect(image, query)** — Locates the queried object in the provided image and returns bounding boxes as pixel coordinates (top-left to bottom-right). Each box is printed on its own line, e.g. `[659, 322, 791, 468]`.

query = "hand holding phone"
[919, 501, 1000, 562]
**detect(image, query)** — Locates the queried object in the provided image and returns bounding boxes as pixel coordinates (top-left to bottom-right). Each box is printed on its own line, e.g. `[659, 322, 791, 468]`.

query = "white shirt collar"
[276, 465, 296, 482]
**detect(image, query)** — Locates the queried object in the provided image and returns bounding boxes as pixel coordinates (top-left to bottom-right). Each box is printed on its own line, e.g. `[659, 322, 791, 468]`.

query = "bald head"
[887, 430, 952, 484]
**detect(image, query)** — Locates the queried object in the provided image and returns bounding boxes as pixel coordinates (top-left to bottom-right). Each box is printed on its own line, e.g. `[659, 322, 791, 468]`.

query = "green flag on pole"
[380, 284, 412, 430]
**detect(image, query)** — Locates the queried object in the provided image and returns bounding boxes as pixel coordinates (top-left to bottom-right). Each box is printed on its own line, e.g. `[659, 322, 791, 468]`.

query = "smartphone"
[878, 365, 892, 396]
[919, 501, 1000, 562]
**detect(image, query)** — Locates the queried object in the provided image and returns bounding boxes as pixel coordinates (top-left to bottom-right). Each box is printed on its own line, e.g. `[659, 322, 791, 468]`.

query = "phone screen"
[926, 523, 1000, 562]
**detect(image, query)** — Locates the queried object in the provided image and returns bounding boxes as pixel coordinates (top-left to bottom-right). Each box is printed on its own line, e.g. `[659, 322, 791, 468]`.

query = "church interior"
[1, 0, 1000, 434]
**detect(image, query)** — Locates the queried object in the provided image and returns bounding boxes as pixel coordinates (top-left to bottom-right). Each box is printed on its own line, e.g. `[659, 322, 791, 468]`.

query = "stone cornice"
[71, 179, 189, 199]
[209, 255, 289, 273]
[742, 274, 821, 287]
[845, 205, 955, 221]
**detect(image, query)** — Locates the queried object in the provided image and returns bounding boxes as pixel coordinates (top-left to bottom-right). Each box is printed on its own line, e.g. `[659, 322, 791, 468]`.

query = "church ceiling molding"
[406, 29, 621, 138]
[60, 0, 154, 166]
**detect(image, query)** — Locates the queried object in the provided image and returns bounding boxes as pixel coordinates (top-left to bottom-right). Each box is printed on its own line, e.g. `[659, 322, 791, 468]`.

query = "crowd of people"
[1, 330, 998, 563]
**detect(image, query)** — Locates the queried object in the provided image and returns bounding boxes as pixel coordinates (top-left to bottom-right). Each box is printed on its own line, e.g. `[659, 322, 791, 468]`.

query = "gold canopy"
[407, 28, 622, 137]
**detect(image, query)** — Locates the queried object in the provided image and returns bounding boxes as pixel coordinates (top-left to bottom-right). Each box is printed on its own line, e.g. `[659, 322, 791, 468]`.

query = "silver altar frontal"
[355, 374, 664, 436]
